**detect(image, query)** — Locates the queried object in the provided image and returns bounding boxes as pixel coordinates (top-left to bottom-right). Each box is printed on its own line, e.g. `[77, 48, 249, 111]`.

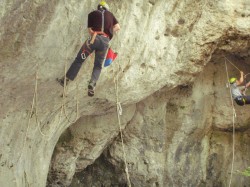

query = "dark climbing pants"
[234, 95, 250, 106]
[66, 35, 109, 84]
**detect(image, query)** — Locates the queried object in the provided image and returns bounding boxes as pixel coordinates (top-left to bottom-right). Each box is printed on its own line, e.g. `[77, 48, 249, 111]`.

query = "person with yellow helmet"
[230, 71, 250, 106]
[57, 1, 120, 97]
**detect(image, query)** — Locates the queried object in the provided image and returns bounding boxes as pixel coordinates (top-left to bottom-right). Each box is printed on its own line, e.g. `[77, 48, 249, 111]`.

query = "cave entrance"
[46, 34, 250, 187]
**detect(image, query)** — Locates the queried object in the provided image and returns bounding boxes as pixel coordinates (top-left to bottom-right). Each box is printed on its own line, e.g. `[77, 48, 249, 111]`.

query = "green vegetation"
[237, 167, 250, 177]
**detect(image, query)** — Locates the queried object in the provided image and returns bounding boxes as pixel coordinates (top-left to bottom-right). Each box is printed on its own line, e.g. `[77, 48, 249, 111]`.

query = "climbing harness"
[81, 49, 91, 60]
[90, 9, 108, 44]
[234, 96, 246, 106]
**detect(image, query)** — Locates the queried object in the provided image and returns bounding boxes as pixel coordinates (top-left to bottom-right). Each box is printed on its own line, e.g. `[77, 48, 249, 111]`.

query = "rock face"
[0, 0, 250, 187]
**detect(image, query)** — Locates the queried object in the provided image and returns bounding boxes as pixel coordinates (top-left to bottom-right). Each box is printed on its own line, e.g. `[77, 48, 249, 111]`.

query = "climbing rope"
[61, 45, 80, 124]
[224, 57, 236, 187]
[31, 64, 68, 140]
[33, 65, 51, 137]
[17, 67, 39, 163]
[58, 33, 88, 126]
[17, 30, 82, 166]
[113, 63, 132, 187]
[17, 64, 50, 163]
[17, 37, 64, 163]
[34, 66, 65, 140]
[18, 58, 81, 164]
[244, 73, 250, 77]
[224, 56, 241, 72]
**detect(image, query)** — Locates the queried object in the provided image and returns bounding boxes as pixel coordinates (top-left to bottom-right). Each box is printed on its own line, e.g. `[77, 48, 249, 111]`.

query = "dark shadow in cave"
[69, 151, 128, 187]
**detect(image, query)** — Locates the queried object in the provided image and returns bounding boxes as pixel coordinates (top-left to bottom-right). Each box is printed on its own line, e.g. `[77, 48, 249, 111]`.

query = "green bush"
[237, 167, 250, 177]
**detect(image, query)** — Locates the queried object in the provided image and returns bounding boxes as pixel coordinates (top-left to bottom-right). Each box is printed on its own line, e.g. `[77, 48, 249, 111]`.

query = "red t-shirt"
[88, 10, 118, 39]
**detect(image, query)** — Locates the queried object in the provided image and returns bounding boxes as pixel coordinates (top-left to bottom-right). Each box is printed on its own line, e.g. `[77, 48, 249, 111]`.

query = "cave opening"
[46, 35, 250, 187]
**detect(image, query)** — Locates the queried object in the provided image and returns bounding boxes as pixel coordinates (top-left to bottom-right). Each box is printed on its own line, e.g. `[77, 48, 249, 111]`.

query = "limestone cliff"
[0, 0, 250, 187]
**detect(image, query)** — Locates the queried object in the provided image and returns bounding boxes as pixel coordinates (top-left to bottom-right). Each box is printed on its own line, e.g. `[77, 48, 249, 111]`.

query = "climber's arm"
[236, 71, 244, 85]
[113, 23, 120, 33]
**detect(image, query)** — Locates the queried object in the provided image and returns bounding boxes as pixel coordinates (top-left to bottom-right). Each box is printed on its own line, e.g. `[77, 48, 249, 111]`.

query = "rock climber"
[229, 71, 250, 106]
[57, 1, 120, 97]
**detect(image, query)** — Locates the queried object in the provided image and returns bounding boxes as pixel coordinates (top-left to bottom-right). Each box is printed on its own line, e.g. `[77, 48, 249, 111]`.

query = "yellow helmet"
[229, 77, 237, 84]
[99, 1, 109, 10]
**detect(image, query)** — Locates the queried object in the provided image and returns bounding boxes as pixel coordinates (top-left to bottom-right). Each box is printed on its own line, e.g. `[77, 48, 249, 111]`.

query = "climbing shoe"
[57, 77, 69, 87]
[88, 81, 96, 97]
